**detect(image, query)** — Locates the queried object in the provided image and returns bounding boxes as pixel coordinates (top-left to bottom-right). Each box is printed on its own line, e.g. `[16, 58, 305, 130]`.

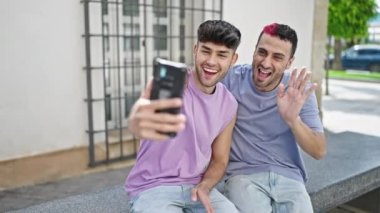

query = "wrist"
[197, 182, 211, 193]
[287, 116, 301, 129]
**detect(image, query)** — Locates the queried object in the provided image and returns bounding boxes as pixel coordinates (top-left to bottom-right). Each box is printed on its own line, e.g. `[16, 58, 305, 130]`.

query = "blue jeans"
[129, 185, 238, 213]
[224, 172, 313, 213]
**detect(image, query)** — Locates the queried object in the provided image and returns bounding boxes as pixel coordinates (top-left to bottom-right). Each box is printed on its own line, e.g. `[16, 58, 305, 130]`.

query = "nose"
[261, 56, 271, 68]
[206, 53, 218, 66]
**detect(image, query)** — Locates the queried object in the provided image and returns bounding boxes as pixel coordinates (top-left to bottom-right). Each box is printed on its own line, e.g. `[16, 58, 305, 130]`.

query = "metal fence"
[82, 0, 222, 166]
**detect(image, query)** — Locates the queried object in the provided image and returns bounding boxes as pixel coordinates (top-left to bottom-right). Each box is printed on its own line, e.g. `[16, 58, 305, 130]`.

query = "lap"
[224, 173, 313, 213]
[129, 185, 237, 213]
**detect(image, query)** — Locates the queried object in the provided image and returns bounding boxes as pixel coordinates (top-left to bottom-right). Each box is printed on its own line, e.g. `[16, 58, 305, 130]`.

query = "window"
[345, 49, 358, 57]
[124, 91, 140, 117]
[124, 58, 141, 86]
[153, 0, 167, 17]
[153, 24, 167, 50]
[358, 49, 380, 55]
[124, 23, 140, 51]
[358, 50, 372, 55]
[123, 0, 139, 16]
[180, 25, 185, 51]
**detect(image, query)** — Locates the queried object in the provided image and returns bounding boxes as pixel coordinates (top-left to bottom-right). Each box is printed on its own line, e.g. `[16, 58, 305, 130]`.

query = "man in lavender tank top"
[125, 20, 241, 213]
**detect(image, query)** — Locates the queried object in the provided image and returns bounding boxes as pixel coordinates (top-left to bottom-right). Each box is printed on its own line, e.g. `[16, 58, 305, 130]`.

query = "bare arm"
[287, 117, 326, 159]
[277, 68, 326, 159]
[191, 116, 236, 213]
[127, 79, 186, 141]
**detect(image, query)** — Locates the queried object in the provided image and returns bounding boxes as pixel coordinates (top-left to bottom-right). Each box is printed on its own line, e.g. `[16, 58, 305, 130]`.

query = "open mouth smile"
[203, 67, 217, 79]
[257, 67, 272, 80]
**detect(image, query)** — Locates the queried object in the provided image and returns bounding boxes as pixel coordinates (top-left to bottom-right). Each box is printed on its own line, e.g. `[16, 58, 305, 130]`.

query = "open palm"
[277, 68, 317, 127]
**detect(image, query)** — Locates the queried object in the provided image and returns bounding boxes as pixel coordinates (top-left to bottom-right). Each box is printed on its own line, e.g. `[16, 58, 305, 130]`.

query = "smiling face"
[193, 41, 238, 94]
[252, 33, 294, 92]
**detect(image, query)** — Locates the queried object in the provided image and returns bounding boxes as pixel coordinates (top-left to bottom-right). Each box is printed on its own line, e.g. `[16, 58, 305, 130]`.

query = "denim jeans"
[224, 172, 313, 213]
[129, 185, 238, 213]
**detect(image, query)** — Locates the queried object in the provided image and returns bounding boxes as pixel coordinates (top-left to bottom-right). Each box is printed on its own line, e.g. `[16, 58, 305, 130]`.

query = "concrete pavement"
[322, 79, 380, 138]
[1, 79, 379, 212]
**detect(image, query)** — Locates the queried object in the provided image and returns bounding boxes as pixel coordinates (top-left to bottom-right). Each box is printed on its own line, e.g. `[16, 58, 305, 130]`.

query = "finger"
[277, 83, 286, 99]
[208, 206, 215, 213]
[288, 68, 298, 88]
[141, 78, 153, 99]
[134, 98, 151, 109]
[137, 111, 186, 125]
[304, 82, 317, 98]
[294, 67, 307, 89]
[299, 71, 312, 93]
[144, 98, 183, 112]
[191, 188, 198, 201]
[200, 197, 214, 213]
[128, 120, 170, 140]
[139, 118, 186, 133]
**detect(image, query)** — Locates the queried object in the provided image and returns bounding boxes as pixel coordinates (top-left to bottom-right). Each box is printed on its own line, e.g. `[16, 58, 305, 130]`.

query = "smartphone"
[150, 58, 187, 137]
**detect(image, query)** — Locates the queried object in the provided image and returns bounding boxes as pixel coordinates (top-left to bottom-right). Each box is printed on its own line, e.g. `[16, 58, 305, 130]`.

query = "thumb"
[191, 188, 198, 201]
[141, 78, 153, 99]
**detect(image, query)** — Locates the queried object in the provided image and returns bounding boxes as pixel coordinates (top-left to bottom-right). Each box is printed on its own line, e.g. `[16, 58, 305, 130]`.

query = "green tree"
[328, 0, 377, 69]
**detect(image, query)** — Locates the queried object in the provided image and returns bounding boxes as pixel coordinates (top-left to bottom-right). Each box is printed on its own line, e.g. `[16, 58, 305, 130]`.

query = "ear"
[231, 53, 239, 66]
[286, 56, 295, 69]
[193, 43, 198, 57]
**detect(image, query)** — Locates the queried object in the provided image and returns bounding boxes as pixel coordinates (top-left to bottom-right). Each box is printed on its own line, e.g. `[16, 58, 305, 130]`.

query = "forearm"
[289, 117, 326, 160]
[198, 159, 228, 191]
[197, 116, 236, 191]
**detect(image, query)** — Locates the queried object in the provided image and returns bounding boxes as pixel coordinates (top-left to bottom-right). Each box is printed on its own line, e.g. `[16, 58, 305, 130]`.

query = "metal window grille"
[82, 0, 223, 167]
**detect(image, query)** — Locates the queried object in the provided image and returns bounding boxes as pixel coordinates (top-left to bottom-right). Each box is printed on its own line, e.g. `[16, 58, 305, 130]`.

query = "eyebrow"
[200, 45, 231, 55]
[273, 53, 285, 58]
[258, 47, 285, 58]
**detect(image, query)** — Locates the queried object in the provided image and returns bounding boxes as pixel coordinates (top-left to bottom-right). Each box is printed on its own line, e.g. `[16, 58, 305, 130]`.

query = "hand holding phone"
[150, 58, 187, 137]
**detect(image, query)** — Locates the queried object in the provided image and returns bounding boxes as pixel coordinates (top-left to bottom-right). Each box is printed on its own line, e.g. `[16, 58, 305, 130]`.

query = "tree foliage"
[328, 0, 377, 40]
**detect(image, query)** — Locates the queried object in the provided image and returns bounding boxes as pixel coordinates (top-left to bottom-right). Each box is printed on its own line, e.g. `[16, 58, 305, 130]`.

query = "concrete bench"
[304, 130, 380, 212]
[13, 130, 380, 213]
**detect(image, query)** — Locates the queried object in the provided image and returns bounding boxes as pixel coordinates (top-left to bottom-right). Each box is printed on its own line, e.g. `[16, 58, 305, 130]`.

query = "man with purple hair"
[221, 23, 326, 212]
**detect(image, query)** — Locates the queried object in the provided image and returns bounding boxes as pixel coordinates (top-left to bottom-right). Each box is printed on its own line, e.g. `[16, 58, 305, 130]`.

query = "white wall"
[223, 0, 314, 69]
[0, 0, 87, 161]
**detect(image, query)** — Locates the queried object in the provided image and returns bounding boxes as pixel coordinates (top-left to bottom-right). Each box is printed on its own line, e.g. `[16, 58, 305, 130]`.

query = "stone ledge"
[10, 186, 129, 213]
[308, 167, 380, 212]
[304, 131, 380, 212]
[14, 131, 380, 213]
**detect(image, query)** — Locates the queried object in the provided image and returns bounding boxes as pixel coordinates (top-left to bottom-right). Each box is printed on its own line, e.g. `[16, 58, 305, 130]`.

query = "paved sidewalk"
[322, 79, 380, 138]
[1, 79, 379, 212]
